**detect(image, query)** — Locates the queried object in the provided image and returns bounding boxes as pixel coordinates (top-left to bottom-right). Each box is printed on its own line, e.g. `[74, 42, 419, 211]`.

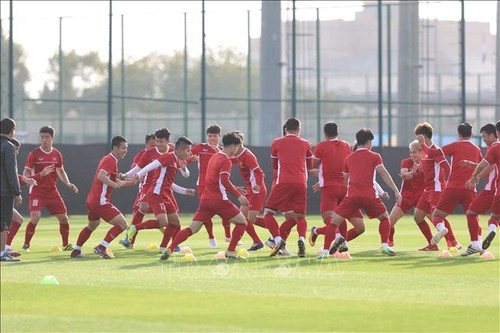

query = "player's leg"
[5, 208, 23, 255]
[482, 194, 500, 250]
[161, 220, 205, 260]
[70, 219, 100, 258]
[159, 213, 182, 250]
[23, 210, 41, 251]
[388, 204, 405, 247]
[245, 208, 264, 250]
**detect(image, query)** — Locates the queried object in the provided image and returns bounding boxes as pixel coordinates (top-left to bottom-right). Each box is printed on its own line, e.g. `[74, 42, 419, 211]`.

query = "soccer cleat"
[460, 244, 484, 257]
[247, 242, 264, 251]
[173, 245, 182, 252]
[269, 239, 286, 257]
[0, 253, 20, 262]
[224, 251, 241, 259]
[93, 246, 112, 259]
[278, 247, 293, 256]
[125, 225, 137, 242]
[21, 245, 30, 252]
[418, 244, 439, 251]
[209, 238, 219, 249]
[264, 238, 275, 249]
[379, 244, 396, 256]
[338, 242, 349, 253]
[430, 227, 448, 245]
[448, 241, 462, 251]
[6, 249, 21, 257]
[482, 231, 496, 250]
[309, 226, 318, 246]
[297, 239, 306, 257]
[62, 244, 74, 251]
[387, 240, 394, 247]
[225, 237, 243, 246]
[329, 235, 346, 255]
[160, 249, 172, 260]
[317, 249, 329, 260]
[70, 250, 88, 258]
[119, 238, 134, 249]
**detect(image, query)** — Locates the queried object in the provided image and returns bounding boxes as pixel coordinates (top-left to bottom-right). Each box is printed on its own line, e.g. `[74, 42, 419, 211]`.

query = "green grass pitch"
[1, 214, 499, 332]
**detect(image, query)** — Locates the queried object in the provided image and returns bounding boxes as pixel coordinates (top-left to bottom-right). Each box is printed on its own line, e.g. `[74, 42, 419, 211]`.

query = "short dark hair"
[206, 124, 222, 135]
[480, 123, 497, 138]
[175, 136, 192, 149]
[39, 125, 55, 136]
[284, 117, 300, 132]
[155, 128, 171, 140]
[0, 117, 16, 135]
[111, 135, 127, 149]
[457, 122, 473, 138]
[496, 121, 500, 132]
[233, 130, 245, 142]
[282, 123, 287, 136]
[145, 133, 156, 142]
[222, 131, 242, 147]
[414, 122, 433, 139]
[324, 122, 338, 138]
[355, 128, 374, 146]
[10, 137, 21, 148]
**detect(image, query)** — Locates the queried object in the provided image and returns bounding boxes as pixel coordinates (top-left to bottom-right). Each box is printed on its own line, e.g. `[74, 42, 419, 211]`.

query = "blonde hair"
[409, 140, 421, 151]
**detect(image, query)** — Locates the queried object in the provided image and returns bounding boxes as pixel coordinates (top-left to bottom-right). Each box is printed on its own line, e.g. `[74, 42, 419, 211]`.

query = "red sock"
[204, 219, 215, 239]
[228, 224, 246, 251]
[6, 221, 21, 246]
[76, 226, 93, 247]
[416, 219, 433, 243]
[136, 219, 160, 231]
[296, 217, 307, 239]
[24, 222, 37, 247]
[131, 211, 145, 225]
[103, 225, 125, 244]
[222, 219, 231, 239]
[245, 222, 261, 244]
[279, 218, 296, 241]
[264, 213, 280, 238]
[59, 223, 70, 247]
[316, 226, 326, 235]
[160, 224, 180, 248]
[389, 226, 395, 243]
[488, 217, 499, 227]
[346, 228, 360, 242]
[322, 216, 332, 226]
[443, 218, 457, 244]
[168, 228, 193, 252]
[323, 223, 338, 250]
[255, 217, 267, 229]
[338, 220, 347, 238]
[466, 214, 480, 241]
[378, 218, 391, 243]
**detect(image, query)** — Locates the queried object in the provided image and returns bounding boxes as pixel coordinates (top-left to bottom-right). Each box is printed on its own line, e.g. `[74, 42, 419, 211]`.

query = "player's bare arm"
[56, 166, 78, 193]
[376, 164, 402, 204]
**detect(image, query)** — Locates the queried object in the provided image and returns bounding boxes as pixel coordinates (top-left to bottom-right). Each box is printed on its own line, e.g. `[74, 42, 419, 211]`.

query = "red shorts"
[265, 183, 307, 214]
[397, 196, 420, 214]
[193, 199, 241, 224]
[416, 190, 442, 215]
[468, 190, 494, 214]
[132, 192, 153, 214]
[491, 194, 500, 215]
[436, 188, 475, 214]
[320, 186, 346, 213]
[335, 196, 387, 219]
[166, 191, 180, 213]
[143, 193, 177, 215]
[87, 201, 122, 222]
[29, 190, 67, 215]
[197, 184, 206, 200]
[247, 185, 267, 212]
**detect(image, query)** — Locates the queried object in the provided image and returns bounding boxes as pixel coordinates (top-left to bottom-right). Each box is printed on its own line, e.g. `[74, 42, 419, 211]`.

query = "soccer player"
[417, 123, 483, 254]
[412, 122, 459, 250]
[388, 140, 427, 247]
[160, 131, 249, 260]
[328, 128, 402, 256]
[462, 123, 498, 253]
[465, 121, 500, 253]
[125, 137, 194, 251]
[70, 136, 136, 259]
[188, 124, 224, 248]
[264, 117, 314, 257]
[22, 125, 79, 252]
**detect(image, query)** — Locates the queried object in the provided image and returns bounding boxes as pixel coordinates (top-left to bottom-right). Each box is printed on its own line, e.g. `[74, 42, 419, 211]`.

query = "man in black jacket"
[1, 117, 22, 262]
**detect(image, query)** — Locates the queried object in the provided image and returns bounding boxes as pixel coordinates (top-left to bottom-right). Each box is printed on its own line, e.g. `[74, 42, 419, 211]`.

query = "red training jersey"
[87, 153, 118, 206]
[234, 147, 265, 192]
[25, 147, 63, 193]
[400, 158, 425, 198]
[136, 147, 165, 194]
[271, 134, 313, 185]
[344, 148, 383, 198]
[203, 151, 241, 201]
[131, 148, 148, 169]
[484, 143, 500, 194]
[483, 142, 499, 192]
[189, 143, 220, 187]
[313, 139, 351, 188]
[420, 143, 448, 192]
[147, 152, 180, 199]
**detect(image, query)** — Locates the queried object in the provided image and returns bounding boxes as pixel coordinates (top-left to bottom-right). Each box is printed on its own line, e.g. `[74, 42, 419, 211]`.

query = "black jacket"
[1, 136, 21, 197]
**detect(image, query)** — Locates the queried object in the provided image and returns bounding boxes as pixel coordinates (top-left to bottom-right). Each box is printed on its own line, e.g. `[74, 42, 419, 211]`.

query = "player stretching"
[160, 132, 249, 260]
[22, 125, 78, 252]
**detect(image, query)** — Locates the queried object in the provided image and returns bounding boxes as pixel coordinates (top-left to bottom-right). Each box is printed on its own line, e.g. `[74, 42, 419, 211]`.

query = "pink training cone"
[181, 246, 192, 254]
[480, 251, 495, 260]
[437, 250, 452, 258]
[214, 251, 226, 259]
[333, 252, 343, 259]
[339, 252, 352, 260]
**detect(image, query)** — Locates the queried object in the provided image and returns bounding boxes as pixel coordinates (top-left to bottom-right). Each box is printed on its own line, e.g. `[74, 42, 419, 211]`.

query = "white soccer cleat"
[430, 227, 448, 245]
[209, 238, 219, 249]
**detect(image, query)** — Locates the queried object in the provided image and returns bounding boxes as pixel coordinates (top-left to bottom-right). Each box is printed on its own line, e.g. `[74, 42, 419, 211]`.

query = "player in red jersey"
[418, 123, 483, 252]
[413, 122, 460, 251]
[160, 131, 249, 260]
[70, 136, 136, 259]
[187, 124, 224, 248]
[264, 117, 314, 257]
[22, 126, 79, 252]
[462, 123, 498, 254]
[125, 137, 194, 251]
[388, 140, 427, 247]
[466, 121, 500, 254]
[328, 128, 402, 256]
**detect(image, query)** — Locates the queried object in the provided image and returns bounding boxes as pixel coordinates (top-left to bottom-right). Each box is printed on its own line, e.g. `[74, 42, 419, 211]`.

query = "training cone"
[438, 250, 452, 258]
[50, 244, 62, 252]
[339, 252, 352, 260]
[237, 248, 249, 258]
[333, 251, 343, 259]
[181, 246, 192, 254]
[40, 275, 59, 285]
[448, 246, 460, 254]
[214, 251, 226, 259]
[480, 251, 495, 260]
[147, 243, 159, 251]
[183, 253, 197, 262]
